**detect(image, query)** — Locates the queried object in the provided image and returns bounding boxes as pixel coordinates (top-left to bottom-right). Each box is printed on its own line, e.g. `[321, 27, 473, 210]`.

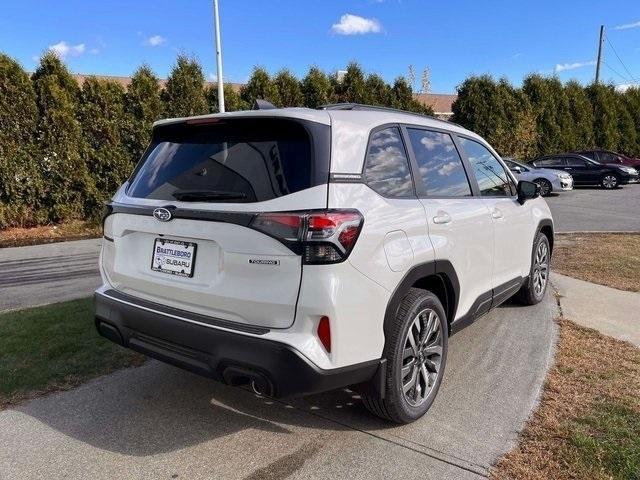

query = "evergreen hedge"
[1, 51, 639, 229]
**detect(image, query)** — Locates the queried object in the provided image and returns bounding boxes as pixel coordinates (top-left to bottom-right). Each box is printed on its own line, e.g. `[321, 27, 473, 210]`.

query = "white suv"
[95, 104, 553, 423]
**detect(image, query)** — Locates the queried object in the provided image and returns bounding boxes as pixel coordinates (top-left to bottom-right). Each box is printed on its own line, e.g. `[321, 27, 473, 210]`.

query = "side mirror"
[517, 180, 539, 205]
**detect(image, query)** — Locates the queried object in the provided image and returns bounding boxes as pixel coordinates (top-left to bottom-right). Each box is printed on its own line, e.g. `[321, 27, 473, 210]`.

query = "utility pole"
[213, 0, 225, 112]
[595, 25, 604, 84]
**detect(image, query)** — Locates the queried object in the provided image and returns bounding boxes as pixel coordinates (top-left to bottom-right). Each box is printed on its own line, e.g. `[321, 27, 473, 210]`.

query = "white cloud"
[48, 41, 86, 59]
[554, 60, 596, 73]
[616, 83, 639, 92]
[614, 20, 640, 30]
[331, 14, 382, 35]
[144, 35, 166, 47]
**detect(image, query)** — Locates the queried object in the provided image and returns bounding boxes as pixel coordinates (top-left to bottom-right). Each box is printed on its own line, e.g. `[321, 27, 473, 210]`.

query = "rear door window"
[458, 137, 515, 196]
[127, 118, 329, 202]
[363, 127, 415, 198]
[407, 128, 471, 197]
[538, 157, 565, 167]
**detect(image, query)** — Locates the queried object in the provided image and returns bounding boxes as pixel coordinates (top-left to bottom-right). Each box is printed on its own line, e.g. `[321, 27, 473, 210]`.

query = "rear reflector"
[317, 316, 331, 353]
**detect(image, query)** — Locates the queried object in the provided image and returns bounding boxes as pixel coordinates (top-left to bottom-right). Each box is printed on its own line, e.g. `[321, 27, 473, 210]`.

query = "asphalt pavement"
[0, 239, 101, 312]
[0, 291, 558, 479]
[545, 184, 640, 232]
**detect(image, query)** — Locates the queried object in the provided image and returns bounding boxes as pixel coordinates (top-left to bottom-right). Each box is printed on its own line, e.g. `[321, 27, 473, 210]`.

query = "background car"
[574, 149, 640, 173]
[503, 158, 573, 196]
[531, 154, 638, 189]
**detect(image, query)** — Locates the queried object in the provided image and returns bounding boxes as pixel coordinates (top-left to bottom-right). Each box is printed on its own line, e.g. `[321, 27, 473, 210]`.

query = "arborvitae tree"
[32, 52, 93, 222]
[616, 91, 637, 156]
[623, 87, 640, 156]
[333, 62, 368, 103]
[163, 55, 208, 118]
[522, 74, 573, 156]
[564, 80, 594, 150]
[240, 67, 280, 107]
[492, 80, 537, 159]
[79, 77, 131, 215]
[451, 75, 499, 139]
[365, 73, 392, 106]
[0, 54, 43, 227]
[125, 65, 162, 162]
[273, 69, 303, 107]
[391, 76, 433, 114]
[207, 83, 248, 112]
[587, 83, 620, 150]
[301, 67, 332, 108]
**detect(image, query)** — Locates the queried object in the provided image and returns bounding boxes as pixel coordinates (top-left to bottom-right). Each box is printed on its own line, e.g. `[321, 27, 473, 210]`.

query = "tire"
[362, 288, 448, 424]
[601, 173, 619, 189]
[533, 178, 552, 197]
[517, 232, 550, 305]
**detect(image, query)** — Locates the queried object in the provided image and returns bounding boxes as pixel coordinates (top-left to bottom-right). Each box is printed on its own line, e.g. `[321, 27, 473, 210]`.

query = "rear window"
[127, 118, 329, 202]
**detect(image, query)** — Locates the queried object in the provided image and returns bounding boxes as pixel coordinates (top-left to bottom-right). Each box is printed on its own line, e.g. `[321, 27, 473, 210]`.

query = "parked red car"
[574, 149, 640, 172]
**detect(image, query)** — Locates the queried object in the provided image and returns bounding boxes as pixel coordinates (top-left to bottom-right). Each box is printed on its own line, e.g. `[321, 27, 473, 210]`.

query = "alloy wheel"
[533, 241, 549, 297]
[602, 175, 618, 189]
[535, 180, 551, 196]
[401, 308, 443, 407]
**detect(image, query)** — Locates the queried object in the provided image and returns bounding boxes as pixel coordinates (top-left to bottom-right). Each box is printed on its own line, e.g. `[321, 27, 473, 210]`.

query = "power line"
[604, 33, 639, 84]
[602, 61, 632, 83]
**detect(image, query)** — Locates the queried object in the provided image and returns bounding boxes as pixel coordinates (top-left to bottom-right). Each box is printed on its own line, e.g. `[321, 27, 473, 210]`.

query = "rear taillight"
[249, 209, 363, 264]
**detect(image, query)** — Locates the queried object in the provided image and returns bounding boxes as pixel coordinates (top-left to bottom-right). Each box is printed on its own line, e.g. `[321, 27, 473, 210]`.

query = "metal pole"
[213, 0, 225, 112]
[595, 25, 604, 84]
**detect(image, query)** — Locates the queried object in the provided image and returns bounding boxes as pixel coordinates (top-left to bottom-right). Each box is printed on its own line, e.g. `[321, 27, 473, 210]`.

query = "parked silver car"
[503, 159, 573, 196]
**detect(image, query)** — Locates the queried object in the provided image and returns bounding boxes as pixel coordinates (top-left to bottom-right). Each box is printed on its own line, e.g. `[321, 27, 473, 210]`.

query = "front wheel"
[533, 178, 552, 196]
[601, 174, 619, 189]
[361, 288, 448, 424]
[517, 232, 550, 305]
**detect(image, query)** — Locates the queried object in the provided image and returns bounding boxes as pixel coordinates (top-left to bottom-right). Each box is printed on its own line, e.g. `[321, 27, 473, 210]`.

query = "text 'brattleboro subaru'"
[95, 103, 553, 423]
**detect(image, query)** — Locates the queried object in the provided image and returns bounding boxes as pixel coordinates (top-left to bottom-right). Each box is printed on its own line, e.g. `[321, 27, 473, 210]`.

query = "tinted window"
[128, 118, 328, 203]
[565, 157, 589, 167]
[537, 157, 564, 167]
[364, 127, 414, 198]
[580, 151, 596, 160]
[407, 129, 471, 197]
[600, 151, 619, 163]
[459, 137, 514, 196]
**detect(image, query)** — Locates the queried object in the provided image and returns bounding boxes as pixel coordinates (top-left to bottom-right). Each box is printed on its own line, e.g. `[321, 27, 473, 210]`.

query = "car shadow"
[10, 291, 556, 462]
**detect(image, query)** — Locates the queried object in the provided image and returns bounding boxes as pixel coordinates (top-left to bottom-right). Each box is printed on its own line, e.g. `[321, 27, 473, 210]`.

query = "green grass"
[0, 298, 145, 407]
[569, 401, 640, 480]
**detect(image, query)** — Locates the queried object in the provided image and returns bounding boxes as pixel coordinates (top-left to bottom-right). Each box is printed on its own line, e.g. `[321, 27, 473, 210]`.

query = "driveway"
[545, 185, 640, 232]
[0, 239, 101, 312]
[0, 292, 557, 480]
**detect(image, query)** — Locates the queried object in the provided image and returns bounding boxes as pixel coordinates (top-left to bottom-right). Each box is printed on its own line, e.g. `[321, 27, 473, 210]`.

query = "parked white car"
[503, 158, 573, 196]
[95, 104, 554, 423]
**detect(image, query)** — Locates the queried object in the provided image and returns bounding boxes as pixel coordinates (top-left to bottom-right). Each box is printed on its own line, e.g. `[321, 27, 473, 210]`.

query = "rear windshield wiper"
[172, 190, 248, 201]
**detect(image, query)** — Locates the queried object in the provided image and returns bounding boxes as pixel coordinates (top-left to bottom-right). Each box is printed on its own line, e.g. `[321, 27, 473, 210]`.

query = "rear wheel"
[533, 178, 552, 196]
[601, 173, 619, 189]
[517, 232, 550, 305]
[362, 288, 448, 423]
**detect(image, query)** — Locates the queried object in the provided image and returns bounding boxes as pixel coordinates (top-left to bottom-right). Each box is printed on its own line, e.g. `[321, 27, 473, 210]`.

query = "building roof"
[414, 93, 458, 115]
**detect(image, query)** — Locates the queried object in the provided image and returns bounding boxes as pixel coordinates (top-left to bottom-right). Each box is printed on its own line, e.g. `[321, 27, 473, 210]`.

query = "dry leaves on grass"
[492, 318, 640, 480]
[0, 220, 101, 248]
[553, 233, 640, 292]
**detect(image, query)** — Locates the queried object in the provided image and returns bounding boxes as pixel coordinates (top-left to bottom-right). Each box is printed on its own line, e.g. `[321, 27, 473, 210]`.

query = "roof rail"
[318, 103, 461, 128]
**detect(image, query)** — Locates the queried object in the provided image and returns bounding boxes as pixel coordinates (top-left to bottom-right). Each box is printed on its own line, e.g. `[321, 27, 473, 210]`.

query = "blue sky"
[1, 0, 639, 93]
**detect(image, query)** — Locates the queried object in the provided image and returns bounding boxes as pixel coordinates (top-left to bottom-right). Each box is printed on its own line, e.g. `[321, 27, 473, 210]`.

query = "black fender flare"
[382, 260, 460, 342]
[535, 218, 554, 252]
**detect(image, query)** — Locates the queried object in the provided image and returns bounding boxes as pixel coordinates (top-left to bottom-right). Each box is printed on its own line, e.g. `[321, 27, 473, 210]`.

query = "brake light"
[249, 209, 363, 264]
[317, 316, 331, 353]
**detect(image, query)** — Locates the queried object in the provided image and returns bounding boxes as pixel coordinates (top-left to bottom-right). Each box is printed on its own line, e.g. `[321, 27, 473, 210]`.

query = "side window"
[601, 151, 619, 163]
[580, 151, 596, 160]
[565, 157, 588, 167]
[364, 127, 415, 198]
[407, 128, 471, 197]
[458, 137, 515, 196]
[543, 157, 565, 167]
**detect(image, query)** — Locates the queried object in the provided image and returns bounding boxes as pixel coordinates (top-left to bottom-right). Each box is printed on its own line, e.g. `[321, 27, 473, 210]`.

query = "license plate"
[151, 238, 197, 278]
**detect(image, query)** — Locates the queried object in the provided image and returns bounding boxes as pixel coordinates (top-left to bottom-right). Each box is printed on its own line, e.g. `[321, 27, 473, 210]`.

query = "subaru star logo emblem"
[153, 207, 172, 222]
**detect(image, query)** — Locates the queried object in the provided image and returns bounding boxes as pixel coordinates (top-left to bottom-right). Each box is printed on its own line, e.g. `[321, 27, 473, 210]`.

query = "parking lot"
[545, 184, 640, 232]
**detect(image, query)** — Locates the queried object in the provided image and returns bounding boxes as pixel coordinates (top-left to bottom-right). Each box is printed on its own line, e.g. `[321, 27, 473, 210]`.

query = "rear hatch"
[102, 116, 331, 329]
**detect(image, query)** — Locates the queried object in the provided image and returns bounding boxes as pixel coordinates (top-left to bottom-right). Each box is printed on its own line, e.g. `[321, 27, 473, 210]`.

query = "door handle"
[491, 208, 503, 219]
[432, 211, 452, 224]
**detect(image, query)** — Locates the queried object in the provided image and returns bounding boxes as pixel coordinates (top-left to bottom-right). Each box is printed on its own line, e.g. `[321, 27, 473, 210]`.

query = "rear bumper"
[94, 289, 379, 398]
